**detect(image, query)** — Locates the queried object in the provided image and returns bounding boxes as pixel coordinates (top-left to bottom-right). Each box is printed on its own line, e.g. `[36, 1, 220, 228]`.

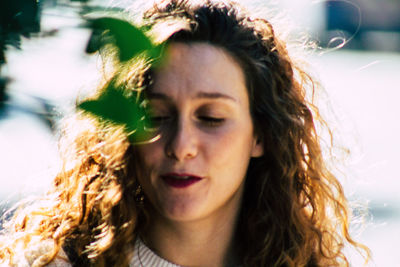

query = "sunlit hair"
[0, 0, 369, 266]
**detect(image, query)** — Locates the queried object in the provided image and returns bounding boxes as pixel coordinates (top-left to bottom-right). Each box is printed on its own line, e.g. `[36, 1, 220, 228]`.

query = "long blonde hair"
[0, 0, 370, 266]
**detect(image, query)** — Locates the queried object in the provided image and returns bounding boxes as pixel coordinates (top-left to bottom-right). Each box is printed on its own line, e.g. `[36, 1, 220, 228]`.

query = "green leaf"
[82, 17, 165, 143]
[86, 17, 159, 62]
[78, 81, 152, 142]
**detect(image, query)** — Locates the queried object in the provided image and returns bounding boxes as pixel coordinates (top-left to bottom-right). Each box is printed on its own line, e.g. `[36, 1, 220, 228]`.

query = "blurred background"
[0, 0, 399, 265]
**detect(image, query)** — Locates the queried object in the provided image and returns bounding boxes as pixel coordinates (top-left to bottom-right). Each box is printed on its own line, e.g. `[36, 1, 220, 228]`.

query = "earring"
[135, 184, 145, 205]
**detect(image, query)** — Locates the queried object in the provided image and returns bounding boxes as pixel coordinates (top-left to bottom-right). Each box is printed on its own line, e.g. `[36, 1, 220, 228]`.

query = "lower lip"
[161, 176, 202, 188]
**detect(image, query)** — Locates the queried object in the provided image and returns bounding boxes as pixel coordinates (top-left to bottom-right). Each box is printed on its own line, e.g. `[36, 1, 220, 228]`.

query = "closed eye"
[198, 116, 225, 126]
[150, 116, 172, 126]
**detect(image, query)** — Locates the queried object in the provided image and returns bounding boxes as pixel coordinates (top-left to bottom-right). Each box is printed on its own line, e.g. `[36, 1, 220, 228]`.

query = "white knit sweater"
[2, 238, 180, 267]
[130, 238, 181, 267]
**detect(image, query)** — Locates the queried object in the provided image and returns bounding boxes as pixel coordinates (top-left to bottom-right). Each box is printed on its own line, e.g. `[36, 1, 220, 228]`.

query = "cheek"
[137, 141, 163, 164]
[206, 125, 254, 173]
[135, 142, 164, 181]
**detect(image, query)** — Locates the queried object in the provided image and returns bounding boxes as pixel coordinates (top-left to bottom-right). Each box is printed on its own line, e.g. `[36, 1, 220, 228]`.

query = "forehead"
[151, 42, 248, 104]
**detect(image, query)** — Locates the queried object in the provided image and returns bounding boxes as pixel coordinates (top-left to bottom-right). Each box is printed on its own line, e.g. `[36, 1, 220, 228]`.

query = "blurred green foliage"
[81, 17, 165, 143]
[0, 0, 41, 63]
[86, 17, 163, 62]
[0, 0, 41, 115]
[78, 79, 153, 143]
[0, 77, 8, 113]
[0, 0, 163, 142]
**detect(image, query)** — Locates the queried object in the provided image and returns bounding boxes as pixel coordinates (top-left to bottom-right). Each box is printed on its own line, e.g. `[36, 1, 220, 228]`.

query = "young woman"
[0, 0, 369, 266]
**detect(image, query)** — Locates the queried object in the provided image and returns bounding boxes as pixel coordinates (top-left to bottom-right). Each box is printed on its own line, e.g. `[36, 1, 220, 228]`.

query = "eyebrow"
[148, 91, 237, 102]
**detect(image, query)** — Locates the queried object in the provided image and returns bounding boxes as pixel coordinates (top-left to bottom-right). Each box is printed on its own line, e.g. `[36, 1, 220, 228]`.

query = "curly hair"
[0, 0, 369, 266]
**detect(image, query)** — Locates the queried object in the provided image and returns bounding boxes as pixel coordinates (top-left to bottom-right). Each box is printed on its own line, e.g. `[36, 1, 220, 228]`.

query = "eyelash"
[197, 116, 225, 126]
[149, 115, 225, 127]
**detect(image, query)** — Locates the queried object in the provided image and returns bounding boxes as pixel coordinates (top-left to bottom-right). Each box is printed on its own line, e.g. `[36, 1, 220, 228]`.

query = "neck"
[143, 201, 242, 267]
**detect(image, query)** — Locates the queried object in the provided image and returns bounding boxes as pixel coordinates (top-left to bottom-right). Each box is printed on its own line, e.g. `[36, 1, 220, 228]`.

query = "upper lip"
[161, 172, 203, 179]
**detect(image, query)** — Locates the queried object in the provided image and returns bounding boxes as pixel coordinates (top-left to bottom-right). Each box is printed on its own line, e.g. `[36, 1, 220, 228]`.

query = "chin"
[155, 200, 208, 223]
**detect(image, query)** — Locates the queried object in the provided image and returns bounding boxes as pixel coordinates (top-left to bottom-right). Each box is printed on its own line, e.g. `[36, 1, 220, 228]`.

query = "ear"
[251, 136, 264, 158]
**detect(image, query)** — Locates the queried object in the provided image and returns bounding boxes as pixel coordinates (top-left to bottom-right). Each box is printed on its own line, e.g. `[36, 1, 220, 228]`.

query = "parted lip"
[160, 172, 203, 188]
[160, 172, 204, 180]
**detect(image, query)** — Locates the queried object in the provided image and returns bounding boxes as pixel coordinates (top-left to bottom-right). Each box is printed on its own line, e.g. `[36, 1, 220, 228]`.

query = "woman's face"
[136, 43, 263, 223]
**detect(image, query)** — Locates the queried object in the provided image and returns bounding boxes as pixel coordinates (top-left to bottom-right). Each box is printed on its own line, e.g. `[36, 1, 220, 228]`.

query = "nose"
[165, 117, 198, 161]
